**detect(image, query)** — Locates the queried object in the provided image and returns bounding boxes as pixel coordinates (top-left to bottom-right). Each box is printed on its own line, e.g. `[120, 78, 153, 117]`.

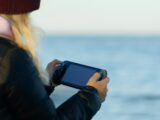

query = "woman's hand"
[46, 59, 62, 86]
[87, 73, 109, 103]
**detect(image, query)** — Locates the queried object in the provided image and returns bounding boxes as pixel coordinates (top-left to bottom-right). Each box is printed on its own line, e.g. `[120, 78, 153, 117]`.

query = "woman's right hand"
[87, 73, 109, 103]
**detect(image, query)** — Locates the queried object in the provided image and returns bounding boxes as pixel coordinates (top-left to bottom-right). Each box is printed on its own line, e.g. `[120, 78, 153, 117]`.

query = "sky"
[31, 0, 160, 35]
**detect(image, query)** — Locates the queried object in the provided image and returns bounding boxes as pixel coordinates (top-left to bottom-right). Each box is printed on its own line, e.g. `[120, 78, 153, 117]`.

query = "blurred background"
[32, 0, 160, 120]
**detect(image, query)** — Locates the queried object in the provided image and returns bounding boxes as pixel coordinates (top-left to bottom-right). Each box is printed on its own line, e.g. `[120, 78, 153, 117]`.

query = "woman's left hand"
[46, 59, 62, 86]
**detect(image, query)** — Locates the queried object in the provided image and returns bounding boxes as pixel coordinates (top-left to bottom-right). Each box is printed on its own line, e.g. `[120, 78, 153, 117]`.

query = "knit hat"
[0, 0, 40, 14]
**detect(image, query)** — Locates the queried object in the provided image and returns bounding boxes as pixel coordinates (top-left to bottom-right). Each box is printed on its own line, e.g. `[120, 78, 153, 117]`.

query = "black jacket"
[0, 37, 101, 120]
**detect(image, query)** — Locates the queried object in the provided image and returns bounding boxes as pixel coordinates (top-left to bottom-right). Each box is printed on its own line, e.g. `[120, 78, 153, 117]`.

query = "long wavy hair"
[1, 14, 36, 57]
[0, 13, 49, 84]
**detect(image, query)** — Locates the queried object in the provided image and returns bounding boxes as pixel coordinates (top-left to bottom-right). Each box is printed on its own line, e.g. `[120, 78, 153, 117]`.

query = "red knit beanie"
[0, 0, 40, 14]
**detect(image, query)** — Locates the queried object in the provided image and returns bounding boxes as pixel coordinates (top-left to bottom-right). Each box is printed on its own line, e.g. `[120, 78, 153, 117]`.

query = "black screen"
[61, 64, 98, 88]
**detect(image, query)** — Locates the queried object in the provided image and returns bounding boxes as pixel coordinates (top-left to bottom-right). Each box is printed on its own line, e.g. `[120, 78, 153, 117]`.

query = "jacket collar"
[0, 16, 13, 40]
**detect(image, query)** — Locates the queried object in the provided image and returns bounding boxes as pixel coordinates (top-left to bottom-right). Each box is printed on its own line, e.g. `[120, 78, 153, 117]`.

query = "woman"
[0, 0, 109, 120]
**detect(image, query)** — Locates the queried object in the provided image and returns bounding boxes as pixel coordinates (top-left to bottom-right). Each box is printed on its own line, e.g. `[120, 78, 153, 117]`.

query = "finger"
[102, 77, 110, 84]
[106, 77, 110, 83]
[51, 59, 62, 66]
[106, 88, 108, 92]
[99, 78, 109, 86]
[101, 77, 108, 83]
[89, 72, 101, 82]
[53, 59, 62, 64]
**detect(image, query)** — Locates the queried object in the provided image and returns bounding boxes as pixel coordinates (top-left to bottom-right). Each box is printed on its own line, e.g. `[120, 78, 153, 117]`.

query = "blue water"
[38, 35, 160, 120]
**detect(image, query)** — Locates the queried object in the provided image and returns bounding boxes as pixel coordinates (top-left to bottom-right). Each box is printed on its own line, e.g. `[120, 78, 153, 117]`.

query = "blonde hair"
[0, 13, 49, 84]
[1, 14, 37, 57]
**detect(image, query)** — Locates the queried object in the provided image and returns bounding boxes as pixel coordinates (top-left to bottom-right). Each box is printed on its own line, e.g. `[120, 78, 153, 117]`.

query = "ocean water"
[38, 35, 160, 120]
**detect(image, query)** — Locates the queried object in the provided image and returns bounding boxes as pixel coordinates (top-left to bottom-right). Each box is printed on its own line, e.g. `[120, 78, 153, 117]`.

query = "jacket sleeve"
[43, 84, 55, 95]
[3, 48, 101, 120]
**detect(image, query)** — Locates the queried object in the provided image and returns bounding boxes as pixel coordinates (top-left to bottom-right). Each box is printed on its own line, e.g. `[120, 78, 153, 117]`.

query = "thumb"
[89, 72, 101, 82]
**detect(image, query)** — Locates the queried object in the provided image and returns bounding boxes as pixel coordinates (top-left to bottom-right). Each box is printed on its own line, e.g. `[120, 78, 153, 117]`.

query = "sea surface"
[38, 35, 160, 120]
